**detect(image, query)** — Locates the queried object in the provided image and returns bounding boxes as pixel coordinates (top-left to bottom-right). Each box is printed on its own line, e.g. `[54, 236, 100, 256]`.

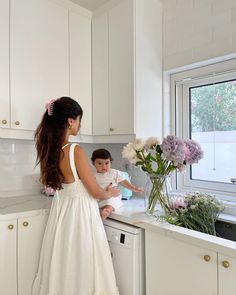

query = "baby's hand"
[100, 205, 114, 220]
[133, 187, 144, 193]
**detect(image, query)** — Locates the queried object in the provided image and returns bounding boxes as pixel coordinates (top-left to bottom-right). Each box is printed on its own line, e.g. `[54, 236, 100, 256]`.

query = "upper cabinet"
[92, 0, 163, 139]
[69, 10, 92, 135]
[0, 0, 10, 129]
[0, 0, 92, 139]
[10, 0, 69, 131]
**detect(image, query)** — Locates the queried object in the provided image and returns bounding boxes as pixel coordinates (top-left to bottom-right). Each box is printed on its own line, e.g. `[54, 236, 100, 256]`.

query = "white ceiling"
[70, 0, 110, 11]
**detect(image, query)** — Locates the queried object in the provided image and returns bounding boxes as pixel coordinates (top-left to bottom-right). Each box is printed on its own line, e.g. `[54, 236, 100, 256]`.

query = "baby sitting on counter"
[91, 148, 144, 220]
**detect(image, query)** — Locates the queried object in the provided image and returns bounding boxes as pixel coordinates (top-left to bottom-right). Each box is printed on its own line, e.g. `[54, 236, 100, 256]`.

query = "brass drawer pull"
[203, 255, 211, 262]
[109, 127, 114, 132]
[8, 224, 14, 230]
[23, 221, 29, 227]
[2, 120, 7, 125]
[15, 121, 20, 126]
[222, 260, 230, 268]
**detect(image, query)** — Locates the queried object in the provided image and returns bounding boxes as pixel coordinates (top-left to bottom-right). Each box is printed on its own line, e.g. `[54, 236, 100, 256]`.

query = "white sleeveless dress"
[32, 144, 119, 295]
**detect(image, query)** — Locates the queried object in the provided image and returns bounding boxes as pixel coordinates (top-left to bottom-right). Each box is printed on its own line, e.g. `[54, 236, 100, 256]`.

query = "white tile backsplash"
[0, 139, 147, 198]
[0, 139, 40, 197]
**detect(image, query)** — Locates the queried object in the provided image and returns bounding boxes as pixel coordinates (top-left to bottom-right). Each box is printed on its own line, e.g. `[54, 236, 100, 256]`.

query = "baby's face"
[94, 158, 111, 173]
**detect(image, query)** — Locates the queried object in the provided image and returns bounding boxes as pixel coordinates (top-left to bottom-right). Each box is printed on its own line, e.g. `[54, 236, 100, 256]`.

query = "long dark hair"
[34, 97, 83, 190]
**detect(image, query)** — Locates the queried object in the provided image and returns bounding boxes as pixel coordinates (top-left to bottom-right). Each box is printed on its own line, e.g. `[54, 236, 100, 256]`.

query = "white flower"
[132, 138, 145, 151]
[145, 137, 160, 148]
[122, 142, 139, 164]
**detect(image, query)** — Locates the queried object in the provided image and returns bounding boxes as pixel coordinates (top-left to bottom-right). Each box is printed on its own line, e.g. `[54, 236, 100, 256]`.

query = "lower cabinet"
[0, 211, 49, 295]
[145, 230, 236, 295]
[0, 219, 17, 295]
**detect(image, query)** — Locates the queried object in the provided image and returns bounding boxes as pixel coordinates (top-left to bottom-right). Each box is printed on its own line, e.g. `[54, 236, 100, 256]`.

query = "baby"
[91, 148, 144, 220]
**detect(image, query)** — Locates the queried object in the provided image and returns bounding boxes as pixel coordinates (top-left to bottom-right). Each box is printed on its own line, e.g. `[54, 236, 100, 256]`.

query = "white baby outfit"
[32, 144, 119, 295]
[94, 169, 124, 210]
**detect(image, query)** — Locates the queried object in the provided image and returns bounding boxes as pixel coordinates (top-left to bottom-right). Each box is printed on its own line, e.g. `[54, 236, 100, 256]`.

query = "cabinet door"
[92, 12, 109, 135]
[108, 0, 134, 135]
[0, 0, 10, 129]
[70, 11, 92, 135]
[18, 213, 49, 295]
[10, 0, 69, 131]
[145, 231, 217, 295]
[0, 220, 17, 295]
[218, 253, 236, 295]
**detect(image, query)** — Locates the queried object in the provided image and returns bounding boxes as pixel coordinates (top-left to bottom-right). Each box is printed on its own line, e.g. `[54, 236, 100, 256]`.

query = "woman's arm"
[119, 179, 144, 193]
[74, 146, 120, 200]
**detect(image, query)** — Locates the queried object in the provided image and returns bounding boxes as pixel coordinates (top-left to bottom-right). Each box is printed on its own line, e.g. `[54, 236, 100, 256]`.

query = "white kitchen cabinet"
[69, 10, 92, 136]
[18, 214, 48, 295]
[145, 230, 236, 295]
[92, 0, 163, 138]
[218, 253, 236, 295]
[10, 0, 69, 132]
[0, 219, 17, 295]
[0, 212, 49, 295]
[0, 0, 10, 129]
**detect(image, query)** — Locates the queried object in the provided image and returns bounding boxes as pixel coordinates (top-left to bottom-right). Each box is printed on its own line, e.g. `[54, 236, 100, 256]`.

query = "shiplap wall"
[163, 0, 236, 70]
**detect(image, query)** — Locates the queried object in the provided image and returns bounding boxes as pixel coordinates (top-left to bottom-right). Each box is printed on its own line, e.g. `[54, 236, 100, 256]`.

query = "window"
[171, 59, 236, 198]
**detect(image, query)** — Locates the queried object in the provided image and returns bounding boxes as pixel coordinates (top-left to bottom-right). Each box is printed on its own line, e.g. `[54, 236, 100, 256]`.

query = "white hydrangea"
[132, 138, 145, 151]
[145, 137, 160, 148]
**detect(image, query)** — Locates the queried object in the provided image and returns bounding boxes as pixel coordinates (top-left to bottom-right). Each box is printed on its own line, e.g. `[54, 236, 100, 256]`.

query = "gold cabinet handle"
[109, 127, 114, 132]
[8, 224, 14, 230]
[22, 221, 29, 227]
[1, 120, 7, 125]
[15, 121, 20, 126]
[203, 255, 211, 262]
[222, 260, 230, 268]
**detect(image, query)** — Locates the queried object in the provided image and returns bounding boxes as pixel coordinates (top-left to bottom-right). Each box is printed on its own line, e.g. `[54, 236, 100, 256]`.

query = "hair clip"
[45, 99, 55, 116]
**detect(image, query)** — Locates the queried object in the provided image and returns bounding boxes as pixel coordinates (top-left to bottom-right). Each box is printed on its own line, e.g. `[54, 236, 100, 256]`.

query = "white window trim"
[169, 58, 236, 201]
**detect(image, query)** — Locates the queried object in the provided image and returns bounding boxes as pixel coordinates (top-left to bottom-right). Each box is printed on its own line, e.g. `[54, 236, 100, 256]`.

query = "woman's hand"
[106, 183, 120, 197]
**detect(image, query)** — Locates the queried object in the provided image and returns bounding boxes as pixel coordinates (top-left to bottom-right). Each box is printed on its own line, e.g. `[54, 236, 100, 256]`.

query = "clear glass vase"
[144, 174, 171, 217]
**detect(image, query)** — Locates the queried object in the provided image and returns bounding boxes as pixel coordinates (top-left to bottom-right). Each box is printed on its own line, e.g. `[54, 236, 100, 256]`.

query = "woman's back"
[32, 144, 119, 295]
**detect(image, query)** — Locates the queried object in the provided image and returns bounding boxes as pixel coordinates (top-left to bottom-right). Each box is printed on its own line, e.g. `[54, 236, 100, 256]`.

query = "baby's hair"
[91, 149, 113, 163]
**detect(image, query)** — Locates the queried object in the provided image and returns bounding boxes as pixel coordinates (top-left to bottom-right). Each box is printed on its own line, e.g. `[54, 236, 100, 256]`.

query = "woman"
[32, 97, 120, 295]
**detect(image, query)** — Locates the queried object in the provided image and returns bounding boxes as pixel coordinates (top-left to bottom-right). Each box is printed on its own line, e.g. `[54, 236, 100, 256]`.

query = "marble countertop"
[1, 194, 236, 257]
[0, 194, 52, 220]
[109, 198, 236, 258]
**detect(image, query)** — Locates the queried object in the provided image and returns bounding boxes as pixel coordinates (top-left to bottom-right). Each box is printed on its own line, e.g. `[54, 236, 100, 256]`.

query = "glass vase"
[144, 174, 171, 217]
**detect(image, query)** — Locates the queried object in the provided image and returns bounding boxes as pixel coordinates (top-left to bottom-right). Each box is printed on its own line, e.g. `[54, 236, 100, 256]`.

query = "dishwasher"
[103, 218, 145, 295]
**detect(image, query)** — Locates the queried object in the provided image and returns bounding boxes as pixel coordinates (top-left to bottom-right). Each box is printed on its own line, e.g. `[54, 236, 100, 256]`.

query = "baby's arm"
[119, 179, 144, 193]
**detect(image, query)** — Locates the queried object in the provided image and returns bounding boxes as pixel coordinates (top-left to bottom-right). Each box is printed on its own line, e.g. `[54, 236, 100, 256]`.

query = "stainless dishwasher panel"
[103, 218, 145, 295]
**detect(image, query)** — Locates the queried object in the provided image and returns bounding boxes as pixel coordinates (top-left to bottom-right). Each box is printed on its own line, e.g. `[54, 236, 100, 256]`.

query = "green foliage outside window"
[191, 80, 236, 132]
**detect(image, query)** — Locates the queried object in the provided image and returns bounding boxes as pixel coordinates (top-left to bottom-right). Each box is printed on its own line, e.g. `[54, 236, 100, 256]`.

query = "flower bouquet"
[165, 192, 224, 235]
[122, 136, 203, 215]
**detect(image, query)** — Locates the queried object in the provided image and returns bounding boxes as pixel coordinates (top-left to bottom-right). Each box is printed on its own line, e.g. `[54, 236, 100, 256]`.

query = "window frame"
[170, 59, 236, 199]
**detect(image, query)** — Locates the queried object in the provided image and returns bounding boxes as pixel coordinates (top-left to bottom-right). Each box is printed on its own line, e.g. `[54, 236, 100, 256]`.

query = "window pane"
[190, 79, 236, 183]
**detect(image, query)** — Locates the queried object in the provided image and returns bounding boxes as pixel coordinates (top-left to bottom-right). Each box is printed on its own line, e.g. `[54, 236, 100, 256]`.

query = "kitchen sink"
[215, 220, 236, 242]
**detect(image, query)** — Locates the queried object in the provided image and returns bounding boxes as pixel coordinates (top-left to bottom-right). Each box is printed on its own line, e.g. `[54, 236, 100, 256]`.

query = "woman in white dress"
[32, 97, 120, 295]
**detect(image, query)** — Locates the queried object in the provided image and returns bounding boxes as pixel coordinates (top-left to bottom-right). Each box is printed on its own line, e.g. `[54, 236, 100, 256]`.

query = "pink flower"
[170, 197, 187, 210]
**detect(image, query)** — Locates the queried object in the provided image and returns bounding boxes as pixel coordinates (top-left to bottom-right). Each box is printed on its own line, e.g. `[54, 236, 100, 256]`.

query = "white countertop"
[109, 198, 236, 258]
[1, 194, 236, 258]
[0, 194, 52, 220]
